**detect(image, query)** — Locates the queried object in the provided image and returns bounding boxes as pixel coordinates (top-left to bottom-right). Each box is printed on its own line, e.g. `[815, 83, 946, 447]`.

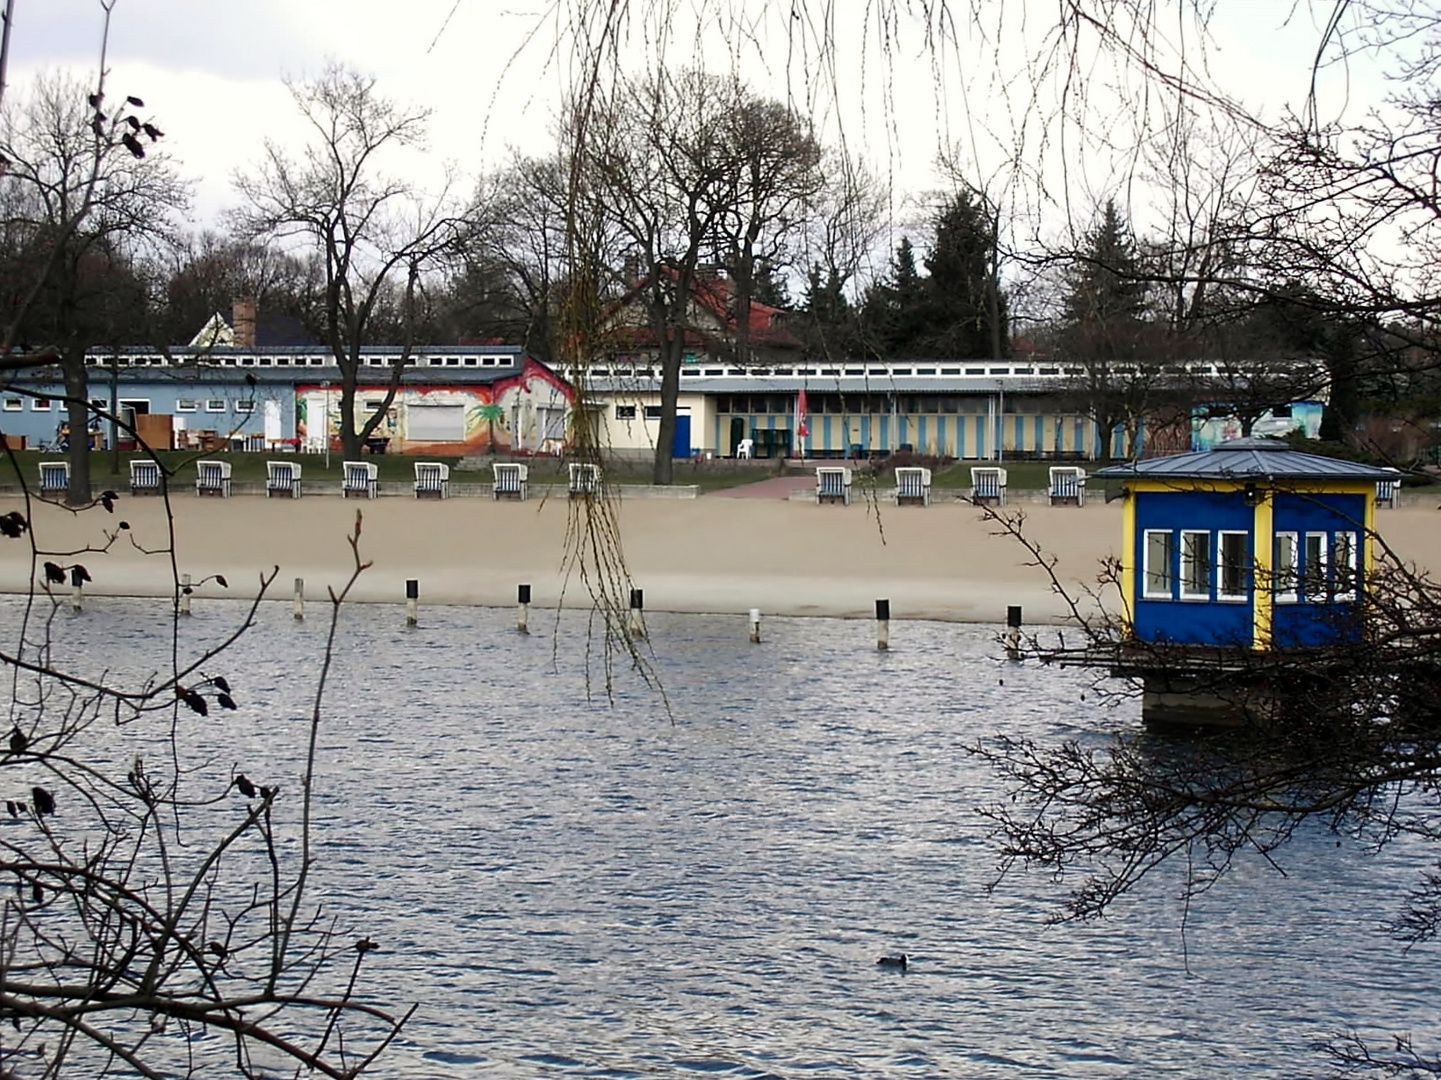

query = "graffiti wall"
[1192, 402, 1324, 450]
[295, 359, 573, 454]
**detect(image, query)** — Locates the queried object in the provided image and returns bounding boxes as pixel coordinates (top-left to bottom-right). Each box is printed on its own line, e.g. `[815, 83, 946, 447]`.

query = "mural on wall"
[294, 359, 573, 454]
[1192, 402, 1324, 450]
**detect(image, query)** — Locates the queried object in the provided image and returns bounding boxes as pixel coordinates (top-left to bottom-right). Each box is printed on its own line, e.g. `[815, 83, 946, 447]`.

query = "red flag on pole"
[797, 388, 809, 439]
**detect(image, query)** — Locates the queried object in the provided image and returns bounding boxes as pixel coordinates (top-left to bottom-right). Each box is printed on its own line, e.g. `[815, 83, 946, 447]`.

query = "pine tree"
[920, 189, 1009, 359]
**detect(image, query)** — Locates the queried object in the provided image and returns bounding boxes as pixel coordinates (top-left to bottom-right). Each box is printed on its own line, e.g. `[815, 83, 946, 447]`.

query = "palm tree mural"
[477, 402, 506, 453]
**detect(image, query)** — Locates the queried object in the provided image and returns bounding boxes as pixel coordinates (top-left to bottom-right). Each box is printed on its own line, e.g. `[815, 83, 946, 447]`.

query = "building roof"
[1092, 437, 1401, 482]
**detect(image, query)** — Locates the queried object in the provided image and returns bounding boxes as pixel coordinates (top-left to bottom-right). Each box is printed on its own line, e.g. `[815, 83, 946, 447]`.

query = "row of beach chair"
[815, 465, 1090, 507]
[34, 461, 605, 501]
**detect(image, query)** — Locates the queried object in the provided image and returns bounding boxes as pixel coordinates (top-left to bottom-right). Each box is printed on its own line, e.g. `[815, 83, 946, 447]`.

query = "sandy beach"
[4, 490, 1439, 623]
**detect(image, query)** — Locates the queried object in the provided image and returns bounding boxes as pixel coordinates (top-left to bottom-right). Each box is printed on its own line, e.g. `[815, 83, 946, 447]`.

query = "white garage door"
[407, 404, 465, 442]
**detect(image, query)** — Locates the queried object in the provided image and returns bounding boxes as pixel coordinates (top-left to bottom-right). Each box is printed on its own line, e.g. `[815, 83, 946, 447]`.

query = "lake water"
[24, 597, 1440, 1078]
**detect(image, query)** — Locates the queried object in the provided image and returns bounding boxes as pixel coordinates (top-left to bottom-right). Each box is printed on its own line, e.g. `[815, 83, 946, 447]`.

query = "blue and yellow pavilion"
[1093, 438, 1401, 651]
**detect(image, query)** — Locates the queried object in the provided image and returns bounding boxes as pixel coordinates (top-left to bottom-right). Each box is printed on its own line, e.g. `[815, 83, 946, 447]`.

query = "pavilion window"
[1333, 531, 1359, 601]
[1180, 530, 1211, 600]
[1143, 529, 1174, 599]
[1303, 532, 1328, 602]
[1274, 532, 1299, 604]
[1217, 531, 1250, 600]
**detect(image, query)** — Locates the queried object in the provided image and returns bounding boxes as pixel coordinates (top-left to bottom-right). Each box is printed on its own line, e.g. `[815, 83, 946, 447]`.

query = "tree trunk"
[652, 337, 683, 485]
[338, 380, 361, 460]
[63, 350, 90, 506]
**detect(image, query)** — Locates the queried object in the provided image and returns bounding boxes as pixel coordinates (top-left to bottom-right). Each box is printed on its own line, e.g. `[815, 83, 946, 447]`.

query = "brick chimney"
[232, 298, 257, 348]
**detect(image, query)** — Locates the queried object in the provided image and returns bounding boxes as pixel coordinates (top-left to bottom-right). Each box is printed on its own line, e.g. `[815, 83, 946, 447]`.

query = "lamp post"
[321, 381, 331, 470]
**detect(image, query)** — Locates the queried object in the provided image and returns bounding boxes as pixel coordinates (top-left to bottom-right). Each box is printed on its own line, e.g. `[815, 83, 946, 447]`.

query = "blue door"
[673, 414, 692, 458]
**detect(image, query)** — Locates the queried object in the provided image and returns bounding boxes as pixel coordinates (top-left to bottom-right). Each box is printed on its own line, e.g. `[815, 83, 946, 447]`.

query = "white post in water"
[1007, 605, 1022, 660]
[70, 567, 84, 613]
[293, 577, 304, 621]
[406, 579, 419, 628]
[517, 584, 531, 634]
[749, 608, 761, 644]
[876, 599, 890, 651]
[628, 588, 645, 640]
[179, 573, 192, 616]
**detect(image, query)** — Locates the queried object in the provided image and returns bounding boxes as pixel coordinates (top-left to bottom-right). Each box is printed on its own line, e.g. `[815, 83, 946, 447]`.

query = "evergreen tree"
[920, 189, 1009, 359]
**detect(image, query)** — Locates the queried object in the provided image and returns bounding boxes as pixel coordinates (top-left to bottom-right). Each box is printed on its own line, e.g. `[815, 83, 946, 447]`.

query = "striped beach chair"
[414, 462, 450, 499]
[342, 460, 378, 499]
[266, 460, 302, 498]
[38, 461, 69, 499]
[894, 466, 932, 507]
[1375, 472, 1402, 509]
[816, 466, 852, 505]
[129, 458, 162, 496]
[970, 466, 1007, 506]
[195, 460, 232, 497]
[1048, 466, 1086, 506]
[492, 462, 528, 500]
[568, 463, 601, 498]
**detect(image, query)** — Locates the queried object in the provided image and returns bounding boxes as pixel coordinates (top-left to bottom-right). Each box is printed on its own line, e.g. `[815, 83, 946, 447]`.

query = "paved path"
[706, 475, 816, 499]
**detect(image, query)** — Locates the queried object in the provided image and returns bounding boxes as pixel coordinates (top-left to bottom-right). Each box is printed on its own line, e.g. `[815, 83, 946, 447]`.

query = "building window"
[1180, 530, 1211, 600]
[2, 398, 21, 411]
[615, 405, 636, 420]
[30, 397, 49, 411]
[364, 400, 384, 411]
[1333, 531, 1358, 601]
[1303, 532, 1328, 601]
[1143, 530, 1174, 599]
[1274, 532, 1299, 604]
[205, 399, 226, 412]
[644, 406, 663, 419]
[1217, 531, 1250, 600]
[235, 400, 255, 414]
[175, 399, 198, 413]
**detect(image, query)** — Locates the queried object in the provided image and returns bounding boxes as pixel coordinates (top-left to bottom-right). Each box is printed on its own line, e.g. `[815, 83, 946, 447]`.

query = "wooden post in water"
[1007, 605, 1023, 660]
[179, 573, 192, 616]
[749, 608, 761, 644]
[629, 588, 645, 640]
[517, 584, 531, 634]
[293, 577, 304, 621]
[876, 599, 890, 651]
[406, 579, 419, 628]
[70, 566, 84, 613]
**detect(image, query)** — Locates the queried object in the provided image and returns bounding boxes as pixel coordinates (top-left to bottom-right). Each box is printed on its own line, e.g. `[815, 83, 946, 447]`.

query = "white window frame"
[1274, 532, 1299, 604]
[1217, 530, 1250, 601]
[1179, 530, 1211, 600]
[175, 399, 198, 413]
[30, 397, 49, 411]
[614, 405, 636, 420]
[643, 405, 664, 420]
[1332, 531, 1359, 602]
[1143, 529, 1174, 599]
[235, 400, 255, 414]
[2, 398, 21, 412]
[1303, 532, 1328, 603]
[205, 399, 227, 413]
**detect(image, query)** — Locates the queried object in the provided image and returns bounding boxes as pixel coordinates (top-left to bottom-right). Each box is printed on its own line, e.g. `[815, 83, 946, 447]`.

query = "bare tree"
[234, 64, 464, 460]
[0, 70, 186, 502]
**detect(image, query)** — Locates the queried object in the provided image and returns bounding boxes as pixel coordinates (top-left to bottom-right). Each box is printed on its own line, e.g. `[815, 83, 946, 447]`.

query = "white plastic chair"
[736, 438, 754, 459]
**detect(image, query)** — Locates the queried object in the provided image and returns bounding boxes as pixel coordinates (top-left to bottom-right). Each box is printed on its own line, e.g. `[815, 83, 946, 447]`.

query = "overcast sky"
[7, 1, 1389, 235]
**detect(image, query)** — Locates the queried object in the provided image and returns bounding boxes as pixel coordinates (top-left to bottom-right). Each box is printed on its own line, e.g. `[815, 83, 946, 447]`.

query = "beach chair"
[195, 460, 232, 497]
[568, 463, 601, 498]
[38, 461, 69, 499]
[894, 466, 932, 507]
[816, 466, 852, 505]
[970, 466, 1007, 506]
[1376, 472, 1402, 509]
[129, 458, 162, 496]
[1048, 466, 1086, 506]
[266, 460, 302, 499]
[414, 461, 450, 499]
[342, 460, 378, 499]
[492, 462, 528, 501]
